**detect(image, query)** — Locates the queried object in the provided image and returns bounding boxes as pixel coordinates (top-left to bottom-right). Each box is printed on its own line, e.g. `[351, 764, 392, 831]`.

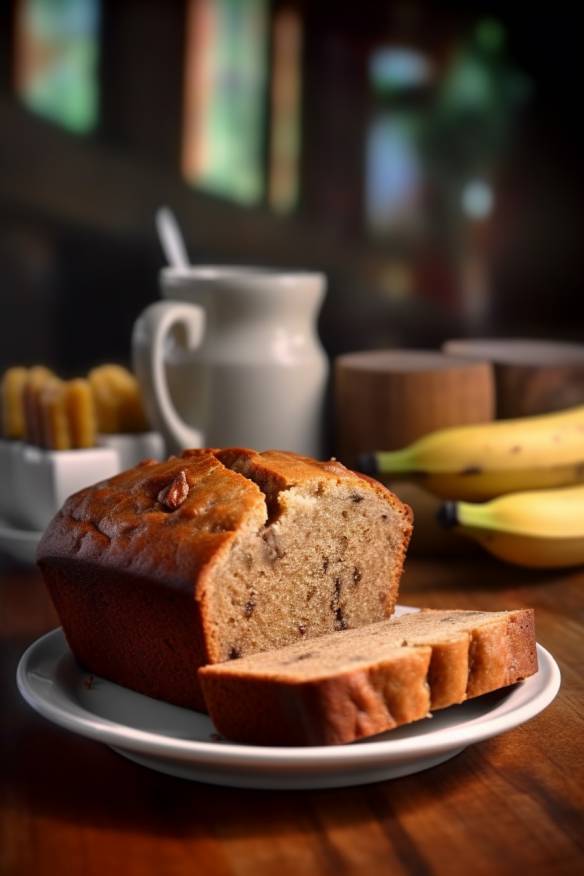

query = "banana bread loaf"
[199, 608, 537, 745]
[37, 448, 412, 710]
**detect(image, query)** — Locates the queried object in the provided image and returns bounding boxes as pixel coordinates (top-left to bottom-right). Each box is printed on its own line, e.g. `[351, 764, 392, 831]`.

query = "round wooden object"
[334, 350, 495, 465]
[443, 339, 584, 418]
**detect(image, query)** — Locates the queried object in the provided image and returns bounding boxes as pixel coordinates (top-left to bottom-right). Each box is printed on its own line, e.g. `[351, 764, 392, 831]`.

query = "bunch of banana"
[438, 484, 584, 569]
[359, 404, 584, 501]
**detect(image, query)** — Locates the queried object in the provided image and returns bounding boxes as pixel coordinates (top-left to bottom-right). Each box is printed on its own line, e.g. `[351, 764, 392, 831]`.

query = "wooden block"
[443, 338, 584, 418]
[334, 350, 494, 466]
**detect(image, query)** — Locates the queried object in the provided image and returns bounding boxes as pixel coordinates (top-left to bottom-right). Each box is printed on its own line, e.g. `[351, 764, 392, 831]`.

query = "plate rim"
[16, 625, 561, 770]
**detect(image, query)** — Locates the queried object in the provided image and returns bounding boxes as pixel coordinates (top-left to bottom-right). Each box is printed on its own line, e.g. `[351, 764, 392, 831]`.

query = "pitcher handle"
[132, 301, 206, 454]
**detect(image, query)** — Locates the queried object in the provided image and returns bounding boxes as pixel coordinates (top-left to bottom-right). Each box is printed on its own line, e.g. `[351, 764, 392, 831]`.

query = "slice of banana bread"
[37, 448, 412, 711]
[198, 608, 537, 745]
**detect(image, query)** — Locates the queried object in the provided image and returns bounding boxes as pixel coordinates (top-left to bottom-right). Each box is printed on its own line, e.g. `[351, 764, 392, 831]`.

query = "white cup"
[132, 266, 329, 456]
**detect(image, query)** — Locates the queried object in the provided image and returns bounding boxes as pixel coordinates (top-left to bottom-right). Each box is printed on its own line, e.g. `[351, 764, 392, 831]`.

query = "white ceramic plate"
[17, 610, 560, 790]
[0, 518, 41, 565]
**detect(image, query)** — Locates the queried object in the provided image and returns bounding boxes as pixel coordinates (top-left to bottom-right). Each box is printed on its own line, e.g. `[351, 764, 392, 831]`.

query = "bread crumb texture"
[199, 608, 537, 745]
[37, 448, 412, 710]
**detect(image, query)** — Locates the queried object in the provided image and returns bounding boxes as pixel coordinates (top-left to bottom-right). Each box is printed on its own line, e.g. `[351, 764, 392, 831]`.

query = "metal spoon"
[155, 206, 190, 271]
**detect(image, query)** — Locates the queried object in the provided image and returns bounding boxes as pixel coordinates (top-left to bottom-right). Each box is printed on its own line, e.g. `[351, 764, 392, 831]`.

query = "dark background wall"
[0, 0, 582, 376]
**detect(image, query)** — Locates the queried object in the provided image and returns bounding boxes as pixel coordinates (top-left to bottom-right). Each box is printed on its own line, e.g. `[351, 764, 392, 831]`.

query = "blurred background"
[1, 0, 582, 375]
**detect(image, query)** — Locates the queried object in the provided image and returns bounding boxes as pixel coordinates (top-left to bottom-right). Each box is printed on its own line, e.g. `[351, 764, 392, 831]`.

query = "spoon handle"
[156, 206, 189, 271]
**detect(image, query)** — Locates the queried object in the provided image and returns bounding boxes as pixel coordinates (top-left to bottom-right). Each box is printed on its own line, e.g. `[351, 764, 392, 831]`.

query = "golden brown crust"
[199, 609, 538, 745]
[37, 450, 265, 592]
[42, 558, 210, 710]
[215, 448, 412, 511]
[38, 448, 411, 711]
[198, 648, 432, 746]
[505, 608, 538, 682]
[466, 609, 538, 696]
[301, 650, 432, 744]
[37, 450, 266, 706]
[426, 637, 470, 709]
[38, 447, 412, 593]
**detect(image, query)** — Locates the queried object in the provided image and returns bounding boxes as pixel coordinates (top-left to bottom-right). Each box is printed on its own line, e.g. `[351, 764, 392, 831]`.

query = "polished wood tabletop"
[1, 552, 583, 876]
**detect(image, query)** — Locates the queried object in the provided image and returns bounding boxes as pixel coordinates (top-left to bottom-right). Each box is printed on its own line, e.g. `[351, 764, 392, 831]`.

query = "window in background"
[365, 47, 432, 237]
[424, 18, 531, 328]
[182, 0, 268, 205]
[268, 6, 302, 213]
[366, 113, 422, 236]
[14, 0, 100, 134]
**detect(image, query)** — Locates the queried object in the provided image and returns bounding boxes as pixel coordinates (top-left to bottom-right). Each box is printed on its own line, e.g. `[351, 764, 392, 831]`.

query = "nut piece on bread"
[199, 608, 538, 745]
[37, 448, 413, 711]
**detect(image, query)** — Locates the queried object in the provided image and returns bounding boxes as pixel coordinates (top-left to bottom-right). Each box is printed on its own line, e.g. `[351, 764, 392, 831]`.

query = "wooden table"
[1, 554, 583, 876]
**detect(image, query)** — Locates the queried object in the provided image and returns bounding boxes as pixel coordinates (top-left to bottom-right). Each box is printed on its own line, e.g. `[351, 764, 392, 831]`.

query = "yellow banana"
[359, 404, 584, 500]
[439, 483, 584, 568]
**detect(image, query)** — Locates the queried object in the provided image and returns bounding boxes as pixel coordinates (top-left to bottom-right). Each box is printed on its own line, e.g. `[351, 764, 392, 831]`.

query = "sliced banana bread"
[198, 608, 537, 745]
[37, 448, 412, 711]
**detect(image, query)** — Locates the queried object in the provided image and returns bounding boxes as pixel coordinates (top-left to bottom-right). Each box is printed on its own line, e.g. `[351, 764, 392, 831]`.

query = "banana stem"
[455, 501, 492, 531]
[357, 449, 415, 476]
[375, 448, 416, 474]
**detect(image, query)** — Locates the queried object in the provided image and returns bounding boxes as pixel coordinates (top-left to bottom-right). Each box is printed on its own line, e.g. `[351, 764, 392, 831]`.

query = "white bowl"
[97, 431, 165, 471]
[0, 432, 165, 534]
[16, 444, 121, 531]
[0, 440, 23, 523]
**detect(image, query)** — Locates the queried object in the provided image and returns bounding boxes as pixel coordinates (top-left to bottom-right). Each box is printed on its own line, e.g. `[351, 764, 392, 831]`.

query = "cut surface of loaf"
[37, 448, 412, 711]
[198, 608, 537, 745]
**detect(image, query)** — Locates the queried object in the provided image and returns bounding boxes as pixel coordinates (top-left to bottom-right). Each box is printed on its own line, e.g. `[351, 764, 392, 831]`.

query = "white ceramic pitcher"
[132, 267, 329, 456]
